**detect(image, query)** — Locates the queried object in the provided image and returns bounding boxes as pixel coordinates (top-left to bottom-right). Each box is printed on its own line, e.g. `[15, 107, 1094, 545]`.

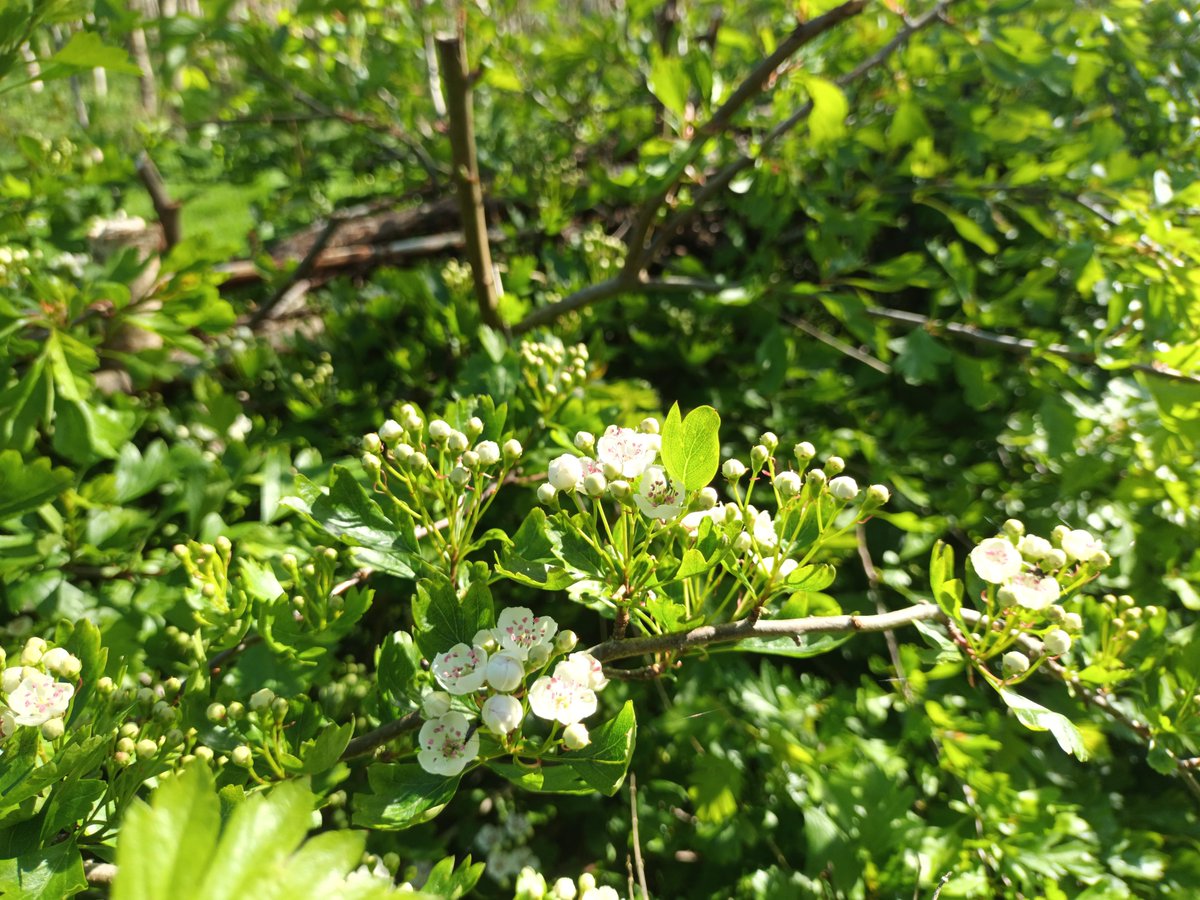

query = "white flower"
[1017, 534, 1053, 562]
[581, 887, 621, 900]
[1044, 629, 1072, 656]
[548, 454, 584, 491]
[1001, 573, 1062, 610]
[528, 674, 597, 725]
[551, 877, 578, 899]
[475, 440, 501, 467]
[486, 650, 526, 692]
[680, 505, 725, 534]
[6, 670, 74, 727]
[749, 507, 779, 551]
[829, 476, 859, 501]
[481, 694, 524, 735]
[2, 666, 27, 694]
[432, 643, 489, 694]
[496, 607, 558, 659]
[562, 722, 590, 750]
[969, 537, 1023, 584]
[0, 709, 16, 740]
[774, 470, 802, 498]
[559, 652, 608, 691]
[633, 466, 685, 521]
[756, 556, 798, 580]
[417, 712, 479, 776]
[596, 426, 658, 478]
[1061, 529, 1104, 563]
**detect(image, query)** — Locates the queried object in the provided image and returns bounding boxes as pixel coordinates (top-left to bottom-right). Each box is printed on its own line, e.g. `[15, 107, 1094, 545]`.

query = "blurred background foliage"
[3, 0, 1200, 896]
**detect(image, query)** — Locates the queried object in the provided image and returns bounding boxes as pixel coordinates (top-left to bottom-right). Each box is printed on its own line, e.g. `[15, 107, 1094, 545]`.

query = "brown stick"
[437, 31, 504, 333]
[135, 152, 182, 250]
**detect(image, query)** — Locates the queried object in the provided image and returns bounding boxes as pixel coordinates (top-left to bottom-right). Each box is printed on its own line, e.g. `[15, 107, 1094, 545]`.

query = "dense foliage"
[2, 0, 1200, 897]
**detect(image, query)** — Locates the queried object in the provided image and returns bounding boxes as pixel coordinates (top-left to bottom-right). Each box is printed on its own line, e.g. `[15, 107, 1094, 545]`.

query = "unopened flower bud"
[486, 651, 526, 692]
[231, 745, 253, 767]
[1044, 630, 1071, 656]
[362, 433, 382, 454]
[449, 466, 470, 487]
[97, 676, 115, 694]
[21, 637, 46, 666]
[774, 471, 802, 498]
[1002, 651, 1031, 675]
[639, 417, 659, 435]
[481, 694, 524, 735]
[428, 419, 452, 442]
[750, 444, 770, 468]
[394, 443, 414, 463]
[447, 431, 469, 453]
[697, 487, 719, 510]
[207, 703, 226, 722]
[466, 416, 484, 437]
[578, 874, 597, 892]
[472, 628, 498, 651]
[555, 631, 578, 653]
[548, 455, 583, 491]
[806, 469, 827, 491]
[823, 456, 845, 476]
[362, 452, 382, 475]
[527, 643, 552, 669]
[865, 484, 891, 506]
[793, 441, 816, 462]
[1002, 518, 1025, 539]
[583, 472, 607, 497]
[249, 688, 275, 712]
[552, 877, 578, 899]
[722, 459, 747, 480]
[226, 701, 245, 720]
[136, 738, 159, 758]
[194, 745, 214, 763]
[41, 718, 65, 740]
[574, 431, 596, 452]
[378, 420, 404, 445]
[1051, 525, 1071, 546]
[461, 450, 480, 469]
[475, 441, 501, 467]
[503, 439, 523, 460]
[829, 476, 859, 501]
[759, 431, 779, 452]
[608, 479, 631, 500]
[422, 691, 452, 719]
[537, 483, 559, 505]
[1042, 549, 1068, 570]
[733, 532, 753, 554]
[410, 451, 429, 471]
[562, 722, 590, 750]
[1063, 612, 1083, 631]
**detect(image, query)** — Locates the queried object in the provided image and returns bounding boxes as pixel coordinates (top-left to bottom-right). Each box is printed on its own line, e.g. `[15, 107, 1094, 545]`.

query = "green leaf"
[378, 630, 423, 706]
[495, 508, 575, 590]
[420, 856, 485, 900]
[0, 840, 86, 899]
[299, 722, 354, 775]
[0, 450, 72, 520]
[719, 633, 853, 658]
[803, 75, 849, 147]
[688, 756, 743, 824]
[560, 700, 637, 795]
[648, 52, 689, 120]
[48, 31, 142, 75]
[411, 574, 495, 659]
[783, 563, 837, 592]
[997, 688, 1089, 761]
[930, 541, 962, 620]
[659, 404, 721, 491]
[353, 765, 461, 830]
[916, 197, 1000, 254]
[890, 329, 952, 386]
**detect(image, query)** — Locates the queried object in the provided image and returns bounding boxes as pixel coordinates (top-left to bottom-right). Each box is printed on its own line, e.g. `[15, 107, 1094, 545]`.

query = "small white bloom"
[559, 652, 608, 691]
[551, 877, 578, 899]
[475, 440, 501, 467]
[722, 459, 747, 480]
[970, 537, 1024, 585]
[486, 650, 526, 692]
[7, 670, 75, 727]
[1002, 573, 1062, 610]
[829, 476, 858, 501]
[749, 508, 779, 551]
[2, 666, 27, 694]
[562, 722, 590, 750]
[596, 426, 658, 478]
[1061, 529, 1104, 563]
[496, 608, 558, 659]
[555, 630, 578, 653]
[548, 454, 584, 491]
[634, 466, 685, 521]
[681, 505, 724, 534]
[514, 866, 548, 900]
[1043, 629, 1072, 656]
[528, 674, 597, 725]
[432, 643, 489, 695]
[757, 556, 798, 580]
[422, 691, 452, 718]
[580, 887, 620, 900]
[481, 694, 524, 735]
[417, 712, 479, 776]
[1017, 534, 1053, 562]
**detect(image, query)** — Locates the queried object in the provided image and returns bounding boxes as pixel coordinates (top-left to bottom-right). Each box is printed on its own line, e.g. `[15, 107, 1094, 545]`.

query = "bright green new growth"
[659, 403, 721, 492]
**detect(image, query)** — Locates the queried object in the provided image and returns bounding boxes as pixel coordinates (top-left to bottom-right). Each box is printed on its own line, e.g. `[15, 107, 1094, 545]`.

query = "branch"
[865, 305, 1200, 387]
[513, 275, 728, 333]
[437, 31, 504, 332]
[590, 602, 945, 663]
[249, 213, 343, 327]
[135, 152, 182, 251]
[341, 711, 421, 760]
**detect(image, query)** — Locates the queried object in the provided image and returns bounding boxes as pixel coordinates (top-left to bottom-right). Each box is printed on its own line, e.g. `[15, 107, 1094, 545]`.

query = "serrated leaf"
[803, 75, 849, 146]
[48, 31, 142, 75]
[659, 404, 721, 491]
[0, 450, 73, 520]
[353, 765, 460, 830]
[0, 840, 86, 900]
[411, 574, 495, 659]
[998, 688, 1089, 761]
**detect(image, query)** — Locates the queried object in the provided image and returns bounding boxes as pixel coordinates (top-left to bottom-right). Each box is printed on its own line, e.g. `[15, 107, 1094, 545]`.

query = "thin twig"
[785, 314, 891, 374]
[249, 213, 343, 327]
[856, 524, 912, 701]
[630, 773, 650, 900]
[438, 30, 504, 332]
[341, 711, 422, 760]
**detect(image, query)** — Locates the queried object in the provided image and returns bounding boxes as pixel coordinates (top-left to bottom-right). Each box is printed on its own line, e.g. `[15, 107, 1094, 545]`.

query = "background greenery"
[2, 0, 1200, 896]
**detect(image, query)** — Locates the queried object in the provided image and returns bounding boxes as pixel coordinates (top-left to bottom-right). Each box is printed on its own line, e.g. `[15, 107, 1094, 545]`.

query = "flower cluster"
[966, 521, 1113, 680]
[0, 638, 80, 741]
[418, 607, 607, 776]
[514, 867, 624, 900]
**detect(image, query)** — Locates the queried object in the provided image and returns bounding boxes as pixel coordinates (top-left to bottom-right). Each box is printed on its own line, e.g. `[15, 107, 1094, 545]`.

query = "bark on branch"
[437, 32, 504, 333]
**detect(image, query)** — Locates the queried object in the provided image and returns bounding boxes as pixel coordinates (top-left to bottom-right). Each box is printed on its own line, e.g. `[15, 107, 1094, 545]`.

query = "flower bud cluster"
[514, 867, 624, 900]
[518, 337, 590, 407]
[0, 637, 80, 742]
[418, 607, 607, 776]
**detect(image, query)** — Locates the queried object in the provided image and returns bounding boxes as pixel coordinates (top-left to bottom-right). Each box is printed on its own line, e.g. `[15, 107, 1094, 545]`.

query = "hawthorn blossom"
[748, 507, 779, 551]
[681, 505, 725, 534]
[417, 712, 479, 776]
[1001, 573, 1062, 610]
[563, 722, 590, 750]
[432, 643, 489, 695]
[559, 652, 608, 691]
[1061, 529, 1105, 564]
[757, 556, 798, 580]
[485, 650, 526, 692]
[6, 670, 75, 727]
[0, 710, 16, 740]
[1017, 534, 1053, 562]
[969, 537, 1023, 584]
[548, 454, 584, 491]
[596, 425, 657, 478]
[495, 607, 558, 660]
[633, 466, 684, 521]
[528, 672, 597, 725]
